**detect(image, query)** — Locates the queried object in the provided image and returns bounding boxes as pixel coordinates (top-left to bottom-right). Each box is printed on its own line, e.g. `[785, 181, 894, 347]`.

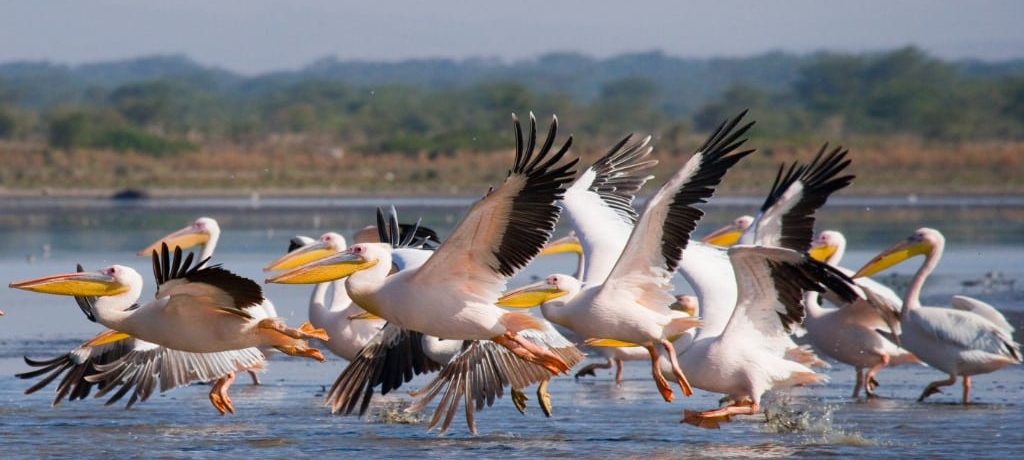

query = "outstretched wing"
[86, 344, 264, 408]
[323, 324, 443, 416]
[16, 330, 263, 409]
[16, 330, 139, 406]
[152, 243, 264, 319]
[411, 113, 578, 300]
[561, 134, 657, 286]
[597, 111, 755, 313]
[407, 325, 583, 434]
[746, 144, 854, 252]
[722, 246, 858, 349]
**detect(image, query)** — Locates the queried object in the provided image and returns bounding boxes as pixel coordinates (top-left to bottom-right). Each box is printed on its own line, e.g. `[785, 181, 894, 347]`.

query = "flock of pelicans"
[6, 110, 1021, 434]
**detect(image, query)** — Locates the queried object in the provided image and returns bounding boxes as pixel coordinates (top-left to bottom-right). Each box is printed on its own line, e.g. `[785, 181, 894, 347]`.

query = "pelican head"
[264, 232, 347, 272]
[10, 264, 143, 300]
[266, 242, 386, 285]
[702, 215, 753, 247]
[497, 274, 580, 308]
[671, 294, 699, 317]
[809, 230, 846, 263]
[854, 228, 944, 278]
[138, 216, 220, 256]
[538, 232, 583, 256]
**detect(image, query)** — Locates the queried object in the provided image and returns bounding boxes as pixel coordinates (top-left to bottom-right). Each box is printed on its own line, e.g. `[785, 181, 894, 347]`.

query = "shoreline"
[2, 188, 1022, 209]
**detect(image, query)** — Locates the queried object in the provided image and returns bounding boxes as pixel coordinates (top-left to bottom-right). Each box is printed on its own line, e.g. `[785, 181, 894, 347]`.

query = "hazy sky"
[2, 0, 1022, 74]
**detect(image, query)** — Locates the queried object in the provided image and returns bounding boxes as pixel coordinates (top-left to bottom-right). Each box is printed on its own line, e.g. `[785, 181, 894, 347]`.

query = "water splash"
[761, 395, 879, 447]
[371, 400, 423, 425]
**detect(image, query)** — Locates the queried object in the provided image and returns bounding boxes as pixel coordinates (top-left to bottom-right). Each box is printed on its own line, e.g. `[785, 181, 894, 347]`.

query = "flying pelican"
[525, 131, 663, 385]
[138, 216, 278, 384]
[803, 230, 919, 398]
[16, 268, 265, 409]
[498, 111, 755, 402]
[854, 228, 1021, 404]
[10, 244, 328, 415]
[676, 144, 859, 428]
[267, 210, 571, 430]
[268, 114, 583, 432]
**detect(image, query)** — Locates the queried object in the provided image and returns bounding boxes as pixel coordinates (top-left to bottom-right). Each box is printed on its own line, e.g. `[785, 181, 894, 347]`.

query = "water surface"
[0, 198, 1022, 458]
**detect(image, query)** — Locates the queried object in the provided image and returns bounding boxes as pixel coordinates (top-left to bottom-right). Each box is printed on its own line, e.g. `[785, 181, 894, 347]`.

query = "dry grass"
[0, 137, 1021, 196]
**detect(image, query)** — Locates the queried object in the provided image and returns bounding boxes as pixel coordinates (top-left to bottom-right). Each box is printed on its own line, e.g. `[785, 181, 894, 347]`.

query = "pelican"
[10, 244, 328, 415]
[16, 268, 265, 409]
[265, 233, 386, 362]
[802, 230, 919, 398]
[138, 216, 278, 384]
[701, 215, 753, 247]
[498, 111, 755, 402]
[675, 144, 859, 428]
[528, 129, 664, 385]
[854, 228, 1021, 404]
[268, 114, 583, 432]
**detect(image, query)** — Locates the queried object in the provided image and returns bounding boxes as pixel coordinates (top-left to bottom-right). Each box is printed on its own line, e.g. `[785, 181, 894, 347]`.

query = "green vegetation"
[0, 47, 1021, 194]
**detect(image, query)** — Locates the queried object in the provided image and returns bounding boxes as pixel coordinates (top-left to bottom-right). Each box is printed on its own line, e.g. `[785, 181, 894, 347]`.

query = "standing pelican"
[498, 111, 755, 402]
[268, 114, 583, 433]
[804, 230, 919, 398]
[10, 244, 328, 414]
[139, 216, 278, 384]
[854, 228, 1021, 404]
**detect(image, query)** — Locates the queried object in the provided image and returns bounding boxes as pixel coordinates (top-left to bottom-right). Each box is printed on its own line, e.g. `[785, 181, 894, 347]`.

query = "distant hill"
[5, 50, 1019, 115]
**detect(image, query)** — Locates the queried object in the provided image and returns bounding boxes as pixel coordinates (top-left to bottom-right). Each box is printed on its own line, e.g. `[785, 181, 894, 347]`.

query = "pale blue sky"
[2, 0, 1022, 74]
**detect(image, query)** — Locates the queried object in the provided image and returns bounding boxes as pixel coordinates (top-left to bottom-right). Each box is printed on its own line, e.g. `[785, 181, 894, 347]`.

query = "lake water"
[1, 197, 1022, 458]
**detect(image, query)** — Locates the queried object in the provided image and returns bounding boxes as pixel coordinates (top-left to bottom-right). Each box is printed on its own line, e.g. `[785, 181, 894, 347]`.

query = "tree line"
[0, 47, 1022, 157]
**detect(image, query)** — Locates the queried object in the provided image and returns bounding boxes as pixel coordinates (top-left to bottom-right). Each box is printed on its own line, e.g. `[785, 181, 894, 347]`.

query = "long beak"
[808, 242, 838, 263]
[9, 271, 128, 297]
[701, 224, 743, 247]
[264, 241, 336, 272]
[266, 252, 377, 285]
[138, 226, 209, 256]
[539, 235, 583, 256]
[496, 280, 568, 308]
[854, 239, 931, 278]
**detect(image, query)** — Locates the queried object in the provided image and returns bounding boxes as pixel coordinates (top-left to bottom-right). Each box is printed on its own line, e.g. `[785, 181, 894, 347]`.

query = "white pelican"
[526, 130, 663, 385]
[268, 115, 583, 432]
[803, 230, 919, 398]
[854, 228, 1021, 404]
[676, 144, 859, 428]
[10, 244, 328, 414]
[138, 216, 279, 384]
[701, 215, 753, 247]
[265, 233, 386, 362]
[498, 111, 756, 402]
[15, 269, 265, 409]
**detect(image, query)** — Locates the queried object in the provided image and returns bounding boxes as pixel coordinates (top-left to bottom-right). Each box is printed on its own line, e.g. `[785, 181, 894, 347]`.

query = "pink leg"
[614, 358, 624, 386]
[661, 339, 693, 397]
[645, 344, 673, 402]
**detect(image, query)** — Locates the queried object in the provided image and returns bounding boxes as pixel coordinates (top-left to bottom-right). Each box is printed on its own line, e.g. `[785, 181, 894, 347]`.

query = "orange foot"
[682, 410, 730, 429]
[298, 322, 330, 342]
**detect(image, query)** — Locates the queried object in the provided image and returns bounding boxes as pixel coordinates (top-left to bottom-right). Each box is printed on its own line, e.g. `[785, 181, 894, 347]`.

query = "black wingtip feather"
[659, 110, 756, 272]
[491, 112, 578, 277]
